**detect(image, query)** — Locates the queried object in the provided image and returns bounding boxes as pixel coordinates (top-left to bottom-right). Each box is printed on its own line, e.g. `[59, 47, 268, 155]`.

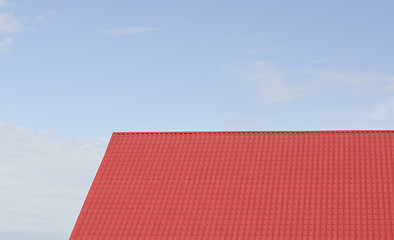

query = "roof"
[70, 131, 394, 239]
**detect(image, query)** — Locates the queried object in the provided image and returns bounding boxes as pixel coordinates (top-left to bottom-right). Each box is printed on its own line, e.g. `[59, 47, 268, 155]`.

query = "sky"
[1, 0, 394, 239]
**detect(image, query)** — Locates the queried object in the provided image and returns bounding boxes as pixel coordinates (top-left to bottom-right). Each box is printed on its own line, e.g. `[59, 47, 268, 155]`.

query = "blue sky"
[1, 0, 394, 239]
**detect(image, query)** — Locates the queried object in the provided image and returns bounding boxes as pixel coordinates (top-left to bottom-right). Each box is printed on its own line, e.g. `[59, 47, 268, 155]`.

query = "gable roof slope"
[70, 131, 394, 239]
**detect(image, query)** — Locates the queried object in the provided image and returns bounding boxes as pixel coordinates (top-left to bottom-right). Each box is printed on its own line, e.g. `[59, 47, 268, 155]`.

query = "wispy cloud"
[228, 61, 305, 102]
[0, 0, 20, 9]
[225, 33, 269, 42]
[0, 2, 23, 53]
[0, 13, 22, 34]
[311, 58, 326, 64]
[361, 97, 394, 121]
[33, 11, 57, 21]
[0, 0, 8, 8]
[229, 61, 394, 102]
[303, 69, 394, 96]
[101, 27, 159, 35]
[9, 104, 17, 110]
[0, 122, 108, 239]
[305, 69, 394, 85]
[0, 37, 13, 52]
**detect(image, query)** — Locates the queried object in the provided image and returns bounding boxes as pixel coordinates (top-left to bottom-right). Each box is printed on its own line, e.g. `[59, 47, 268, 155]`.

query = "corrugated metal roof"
[70, 131, 394, 239]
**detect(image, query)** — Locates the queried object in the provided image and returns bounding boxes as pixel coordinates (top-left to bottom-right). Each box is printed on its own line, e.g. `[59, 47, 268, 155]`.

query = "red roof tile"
[70, 131, 394, 239]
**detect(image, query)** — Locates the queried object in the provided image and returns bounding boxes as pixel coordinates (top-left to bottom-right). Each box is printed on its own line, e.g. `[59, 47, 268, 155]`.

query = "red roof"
[70, 131, 394, 239]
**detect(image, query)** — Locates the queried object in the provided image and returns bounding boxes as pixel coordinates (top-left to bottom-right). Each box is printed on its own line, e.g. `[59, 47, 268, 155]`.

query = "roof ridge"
[113, 130, 394, 135]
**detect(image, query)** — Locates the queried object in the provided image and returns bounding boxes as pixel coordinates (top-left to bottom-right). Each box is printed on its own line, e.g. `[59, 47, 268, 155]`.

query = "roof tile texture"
[70, 131, 394, 239]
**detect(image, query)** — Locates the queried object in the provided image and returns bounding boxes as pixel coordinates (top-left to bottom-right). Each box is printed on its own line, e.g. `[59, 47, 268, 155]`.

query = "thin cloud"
[0, 0, 8, 8]
[0, 13, 23, 34]
[101, 27, 159, 35]
[0, 5, 23, 53]
[303, 69, 394, 96]
[33, 11, 57, 21]
[228, 61, 305, 102]
[0, 122, 108, 239]
[226, 33, 269, 41]
[0, 37, 13, 52]
[305, 69, 392, 84]
[0, 0, 20, 9]
[311, 58, 326, 64]
[229, 61, 394, 102]
[361, 97, 394, 121]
